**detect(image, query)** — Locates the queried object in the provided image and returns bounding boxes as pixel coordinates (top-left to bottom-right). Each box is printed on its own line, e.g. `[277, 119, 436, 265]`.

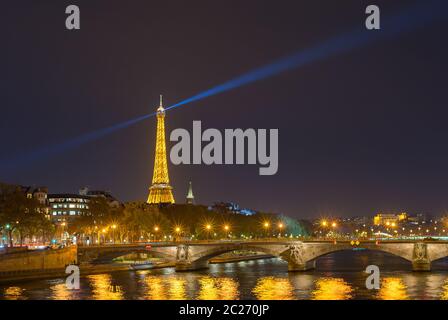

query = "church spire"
[186, 181, 194, 204]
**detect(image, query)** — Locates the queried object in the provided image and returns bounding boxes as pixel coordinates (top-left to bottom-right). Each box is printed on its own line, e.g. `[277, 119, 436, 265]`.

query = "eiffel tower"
[147, 95, 175, 204]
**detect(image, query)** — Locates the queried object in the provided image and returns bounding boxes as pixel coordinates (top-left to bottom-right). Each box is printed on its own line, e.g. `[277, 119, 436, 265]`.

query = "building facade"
[373, 212, 407, 226]
[48, 194, 90, 225]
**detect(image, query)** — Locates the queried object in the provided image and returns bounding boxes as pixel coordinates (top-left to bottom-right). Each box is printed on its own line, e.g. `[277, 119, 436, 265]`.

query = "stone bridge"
[77, 244, 154, 263]
[148, 240, 448, 272]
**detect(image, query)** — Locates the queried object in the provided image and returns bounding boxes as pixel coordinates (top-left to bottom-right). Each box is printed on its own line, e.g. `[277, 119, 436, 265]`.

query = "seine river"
[1, 250, 448, 300]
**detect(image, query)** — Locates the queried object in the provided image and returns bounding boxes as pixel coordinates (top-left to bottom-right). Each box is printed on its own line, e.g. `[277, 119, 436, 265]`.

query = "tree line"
[0, 183, 311, 247]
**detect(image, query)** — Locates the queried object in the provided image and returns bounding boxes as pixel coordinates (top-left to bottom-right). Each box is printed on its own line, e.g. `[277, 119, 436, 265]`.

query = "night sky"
[1, 0, 448, 218]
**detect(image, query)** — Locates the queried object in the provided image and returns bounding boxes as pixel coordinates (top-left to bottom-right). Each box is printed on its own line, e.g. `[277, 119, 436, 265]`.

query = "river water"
[1, 250, 448, 300]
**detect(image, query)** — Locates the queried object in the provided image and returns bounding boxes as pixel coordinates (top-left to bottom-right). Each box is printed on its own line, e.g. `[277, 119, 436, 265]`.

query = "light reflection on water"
[311, 278, 353, 300]
[197, 277, 239, 300]
[2, 251, 448, 300]
[253, 277, 295, 300]
[2, 286, 25, 300]
[88, 274, 124, 300]
[376, 278, 409, 300]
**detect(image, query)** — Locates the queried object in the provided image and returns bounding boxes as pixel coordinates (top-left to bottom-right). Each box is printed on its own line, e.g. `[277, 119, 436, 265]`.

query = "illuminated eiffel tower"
[147, 95, 175, 204]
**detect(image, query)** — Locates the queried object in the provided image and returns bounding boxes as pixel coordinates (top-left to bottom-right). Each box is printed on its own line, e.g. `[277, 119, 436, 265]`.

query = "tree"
[70, 197, 121, 244]
[122, 202, 169, 242]
[0, 183, 50, 247]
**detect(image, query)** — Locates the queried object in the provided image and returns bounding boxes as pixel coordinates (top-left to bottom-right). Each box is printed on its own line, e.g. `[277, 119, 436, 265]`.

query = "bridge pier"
[175, 260, 209, 271]
[412, 261, 431, 271]
[411, 243, 431, 271]
[288, 260, 316, 272]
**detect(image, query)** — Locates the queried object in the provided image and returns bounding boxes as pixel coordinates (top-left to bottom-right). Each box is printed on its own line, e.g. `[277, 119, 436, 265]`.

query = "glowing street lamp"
[111, 224, 117, 244]
[222, 224, 231, 239]
[262, 221, 271, 239]
[174, 226, 182, 242]
[277, 222, 284, 238]
[203, 223, 214, 240]
[100, 228, 107, 245]
[152, 226, 160, 241]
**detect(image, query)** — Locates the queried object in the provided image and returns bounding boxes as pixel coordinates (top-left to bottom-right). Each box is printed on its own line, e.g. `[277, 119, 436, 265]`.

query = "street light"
[278, 222, 284, 238]
[111, 224, 117, 244]
[153, 226, 160, 241]
[174, 226, 182, 241]
[204, 224, 213, 240]
[263, 221, 270, 239]
[221, 224, 231, 239]
[60, 222, 67, 244]
[101, 228, 107, 245]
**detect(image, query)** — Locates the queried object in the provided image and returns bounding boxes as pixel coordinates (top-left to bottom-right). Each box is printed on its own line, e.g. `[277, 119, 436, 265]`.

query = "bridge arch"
[77, 245, 177, 264]
[174, 242, 421, 271]
[189, 244, 285, 265]
[299, 245, 414, 264]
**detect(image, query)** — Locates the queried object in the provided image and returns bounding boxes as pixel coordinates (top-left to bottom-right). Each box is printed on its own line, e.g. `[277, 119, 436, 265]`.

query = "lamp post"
[111, 224, 117, 244]
[154, 226, 160, 241]
[61, 222, 66, 245]
[320, 220, 328, 239]
[263, 222, 270, 239]
[205, 224, 212, 240]
[5, 224, 12, 248]
[278, 222, 284, 238]
[331, 222, 337, 240]
[175, 227, 181, 242]
[224, 225, 230, 239]
[102, 228, 107, 245]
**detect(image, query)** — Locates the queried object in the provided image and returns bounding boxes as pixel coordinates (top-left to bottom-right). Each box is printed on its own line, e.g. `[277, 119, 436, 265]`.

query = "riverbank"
[0, 254, 272, 284]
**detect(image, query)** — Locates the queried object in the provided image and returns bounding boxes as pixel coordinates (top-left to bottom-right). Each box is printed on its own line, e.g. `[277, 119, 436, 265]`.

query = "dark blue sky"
[1, 0, 447, 218]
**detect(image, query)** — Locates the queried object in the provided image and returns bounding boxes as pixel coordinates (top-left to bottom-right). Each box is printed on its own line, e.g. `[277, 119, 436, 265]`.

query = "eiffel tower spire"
[147, 96, 175, 204]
